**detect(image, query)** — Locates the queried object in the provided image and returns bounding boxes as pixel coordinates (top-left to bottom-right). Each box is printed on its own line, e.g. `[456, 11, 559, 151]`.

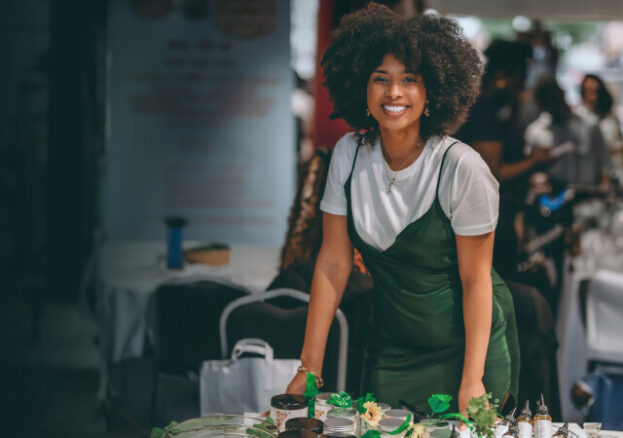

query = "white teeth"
[383, 105, 406, 112]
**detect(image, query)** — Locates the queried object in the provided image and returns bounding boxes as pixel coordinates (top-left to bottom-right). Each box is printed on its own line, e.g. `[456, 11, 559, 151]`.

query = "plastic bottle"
[533, 394, 553, 438]
[502, 420, 520, 438]
[494, 407, 517, 438]
[553, 422, 570, 438]
[517, 400, 533, 438]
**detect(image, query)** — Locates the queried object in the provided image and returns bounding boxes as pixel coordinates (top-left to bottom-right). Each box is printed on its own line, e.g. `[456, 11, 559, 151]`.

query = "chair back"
[219, 288, 348, 392]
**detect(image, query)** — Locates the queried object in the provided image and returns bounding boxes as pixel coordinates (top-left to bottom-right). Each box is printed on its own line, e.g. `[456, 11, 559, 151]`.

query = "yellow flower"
[361, 401, 383, 427]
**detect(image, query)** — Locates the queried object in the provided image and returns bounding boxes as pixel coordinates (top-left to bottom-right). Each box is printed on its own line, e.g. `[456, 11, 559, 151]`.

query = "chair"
[151, 280, 251, 426]
[219, 288, 349, 392]
[586, 270, 623, 365]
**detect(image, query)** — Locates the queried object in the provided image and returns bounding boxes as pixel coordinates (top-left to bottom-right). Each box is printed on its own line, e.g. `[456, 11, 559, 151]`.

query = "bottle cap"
[537, 394, 549, 414]
[505, 406, 517, 422]
[520, 400, 532, 417]
[508, 420, 520, 435]
[556, 422, 570, 438]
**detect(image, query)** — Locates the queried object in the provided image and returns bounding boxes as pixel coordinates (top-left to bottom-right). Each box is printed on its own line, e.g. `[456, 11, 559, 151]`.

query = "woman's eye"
[404, 77, 418, 83]
[373, 76, 388, 82]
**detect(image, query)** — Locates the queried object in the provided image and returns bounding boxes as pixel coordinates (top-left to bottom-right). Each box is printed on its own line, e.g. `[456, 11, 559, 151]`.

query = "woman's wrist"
[460, 369, 484, 385]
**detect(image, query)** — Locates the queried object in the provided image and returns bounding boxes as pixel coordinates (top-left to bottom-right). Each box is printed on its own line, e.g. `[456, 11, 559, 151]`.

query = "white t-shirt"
[319, 133, 499, 251]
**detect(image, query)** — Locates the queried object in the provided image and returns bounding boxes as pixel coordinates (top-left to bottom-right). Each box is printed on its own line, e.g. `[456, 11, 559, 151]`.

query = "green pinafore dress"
[345, 140, 520, 411]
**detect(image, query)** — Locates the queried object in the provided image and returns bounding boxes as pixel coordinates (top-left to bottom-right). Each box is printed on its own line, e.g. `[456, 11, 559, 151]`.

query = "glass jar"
[315, 392, 333, 421]
[328, 407, 359, 436]
[270, 394, 308, 432]
[324, 417, 356, 436]
[286, 417, 324, 435]
[280, 431, 318, 438]
[385, 409, 411, 422]
[379, 417, 407, 438]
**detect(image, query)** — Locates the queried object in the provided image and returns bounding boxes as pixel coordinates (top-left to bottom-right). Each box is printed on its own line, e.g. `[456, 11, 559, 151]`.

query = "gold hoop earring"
[366, 108, 371, 117]
[424, 101, 430, 117]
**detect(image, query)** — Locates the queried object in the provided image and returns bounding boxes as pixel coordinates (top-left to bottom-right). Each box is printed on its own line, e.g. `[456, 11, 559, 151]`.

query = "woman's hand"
[285, 371, 307, 395]
[458, 377, 487, 415]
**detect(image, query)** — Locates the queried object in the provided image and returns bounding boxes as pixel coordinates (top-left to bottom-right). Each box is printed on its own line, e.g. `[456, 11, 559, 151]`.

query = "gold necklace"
[384, 139, 424, 193]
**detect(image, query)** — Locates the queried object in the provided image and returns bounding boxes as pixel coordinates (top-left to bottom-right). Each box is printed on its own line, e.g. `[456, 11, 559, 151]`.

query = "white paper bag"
[200, 338, 299, 415]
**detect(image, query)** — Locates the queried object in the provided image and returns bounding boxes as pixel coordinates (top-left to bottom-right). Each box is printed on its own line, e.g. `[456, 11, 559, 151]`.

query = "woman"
[576, 74, 623, 154]
[525, 77, 608, 188]
[286, 4, 519, 414]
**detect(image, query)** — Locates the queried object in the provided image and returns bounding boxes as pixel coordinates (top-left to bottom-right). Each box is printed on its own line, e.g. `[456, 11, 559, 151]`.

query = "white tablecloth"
[556, 228, 623, 422]
[94, 240, 281, 402]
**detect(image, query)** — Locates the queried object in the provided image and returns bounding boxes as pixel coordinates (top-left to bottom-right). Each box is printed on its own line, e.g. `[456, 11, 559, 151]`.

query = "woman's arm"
[455, 231, 495, 414]
[286, 212, 353, 394]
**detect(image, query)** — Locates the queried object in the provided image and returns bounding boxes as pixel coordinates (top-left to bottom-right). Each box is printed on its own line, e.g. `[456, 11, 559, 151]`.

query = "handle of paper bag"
[231, 338, 274, 361]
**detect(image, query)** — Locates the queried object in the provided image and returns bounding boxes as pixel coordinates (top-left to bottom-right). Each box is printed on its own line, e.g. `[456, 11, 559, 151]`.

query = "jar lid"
[271, 394, 308, 410]
[321, 434, 357, 438]
[377, 402, 392, 411]
[324, 417, 353, 432]
[385, 409, 411, 420]
[285, 417, 324, 433]
[280, 430, 317, 438]
[379, 417, 405, 432]
[316, 392, 333, 403]
[327, 407, 356, 419]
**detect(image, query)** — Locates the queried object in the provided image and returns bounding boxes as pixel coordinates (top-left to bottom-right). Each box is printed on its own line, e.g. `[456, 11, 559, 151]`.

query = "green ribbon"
[361, 430, 382, 438]
[388, 414, 413, 435]
[303, 372, 320, 418]
[327, 391, 353, 408]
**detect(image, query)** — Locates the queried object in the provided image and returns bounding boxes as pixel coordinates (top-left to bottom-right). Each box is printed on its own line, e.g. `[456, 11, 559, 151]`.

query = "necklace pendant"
[387, 179, 395, 193]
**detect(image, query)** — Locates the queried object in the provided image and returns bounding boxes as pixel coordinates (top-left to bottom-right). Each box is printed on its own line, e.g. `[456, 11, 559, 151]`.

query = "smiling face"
[366, 53, 427, 136]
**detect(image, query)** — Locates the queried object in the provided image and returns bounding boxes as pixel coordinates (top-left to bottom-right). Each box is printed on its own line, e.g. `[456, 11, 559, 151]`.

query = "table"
[93, 240, 281, 403]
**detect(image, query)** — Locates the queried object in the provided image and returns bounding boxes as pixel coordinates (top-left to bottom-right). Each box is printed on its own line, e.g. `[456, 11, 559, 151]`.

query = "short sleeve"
[319, 133, 357, 216]
[442, 147, 499, 236]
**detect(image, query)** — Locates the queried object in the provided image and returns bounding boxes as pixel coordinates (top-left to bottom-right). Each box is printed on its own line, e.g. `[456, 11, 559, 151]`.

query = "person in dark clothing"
[456, 39, 553, 278]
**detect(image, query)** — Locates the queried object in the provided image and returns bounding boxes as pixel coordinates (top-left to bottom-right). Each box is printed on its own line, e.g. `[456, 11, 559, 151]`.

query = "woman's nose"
[386, 80, 403, 98]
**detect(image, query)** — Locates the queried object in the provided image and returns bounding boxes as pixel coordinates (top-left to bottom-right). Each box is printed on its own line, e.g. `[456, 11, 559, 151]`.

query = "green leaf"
[327, 391, 353, 408]
[388, 414, 412, 435]
[428, 394, 453, 415]
[440, 412, 473, 428]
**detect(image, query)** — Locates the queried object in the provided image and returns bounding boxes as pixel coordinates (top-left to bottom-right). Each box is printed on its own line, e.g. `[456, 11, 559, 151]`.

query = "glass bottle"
[517, 401, 533, 438]
[533, 394, 552, 438]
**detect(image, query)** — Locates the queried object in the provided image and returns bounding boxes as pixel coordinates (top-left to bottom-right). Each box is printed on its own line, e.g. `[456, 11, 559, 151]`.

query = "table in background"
[93, 240, 281, 403]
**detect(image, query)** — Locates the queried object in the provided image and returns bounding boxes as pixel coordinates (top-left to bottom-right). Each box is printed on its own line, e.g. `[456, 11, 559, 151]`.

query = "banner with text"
[106, 0, 294, 246]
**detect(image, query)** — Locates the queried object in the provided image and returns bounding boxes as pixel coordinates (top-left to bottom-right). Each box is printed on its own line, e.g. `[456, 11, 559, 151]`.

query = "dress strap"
[436, 140, 459, 199]
[347, 136, 363, 182]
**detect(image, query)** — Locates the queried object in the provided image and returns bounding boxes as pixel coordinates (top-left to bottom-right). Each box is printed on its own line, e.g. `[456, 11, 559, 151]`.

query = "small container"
[517, 401, 533, 438]
[379, 417, 407, 438]
[494, 407, 517, 438]
[377, 403, 392, 413]
[271, 394, 308, 432]
[280, 431, 317, 438]
[320, 434, 357, 438]
[329, 407, 359, 436]
[553, 422, 570, 438]
[533, 395, 552, 438]
[286, 417, 324, 435]
[502, 420, 520, 438]
[324, 417, 356, 436]
[315, 393, 333, 421]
